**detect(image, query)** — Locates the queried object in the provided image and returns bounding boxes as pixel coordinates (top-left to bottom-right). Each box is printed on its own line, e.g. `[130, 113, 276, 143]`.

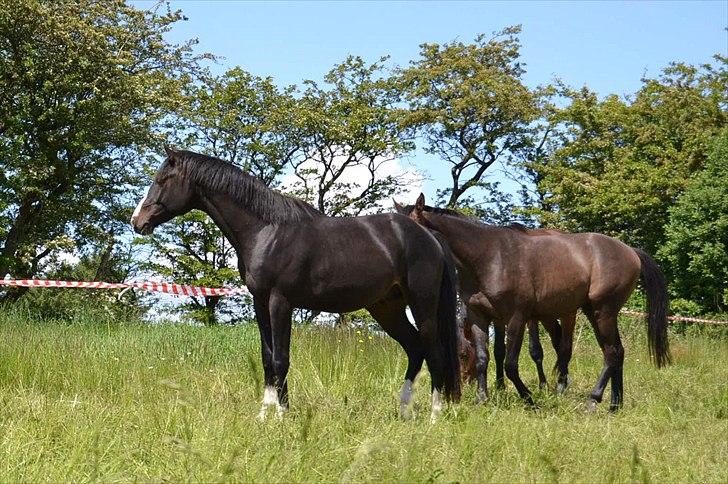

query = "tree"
[658, 129, 728, 313]
[397, 26, 541, 218]
[175, 67, 301, 186]
[138, 211, 249, 326]
[531, 57, 727, 252]
[0, 0, 206, 299]
[18, 240, 148, 320]
[288, 56, 415, 216]
[140, 68, 299, 325]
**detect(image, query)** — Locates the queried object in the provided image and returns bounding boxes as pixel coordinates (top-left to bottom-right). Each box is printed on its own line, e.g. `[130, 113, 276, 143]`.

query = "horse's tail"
[634, 248, 671, 368]
[436, 237, 462, 402]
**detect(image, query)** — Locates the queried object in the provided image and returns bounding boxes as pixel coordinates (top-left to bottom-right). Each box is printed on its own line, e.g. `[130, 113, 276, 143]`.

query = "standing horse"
[131, 148, 461, 420]
[398, 194, 670, 412]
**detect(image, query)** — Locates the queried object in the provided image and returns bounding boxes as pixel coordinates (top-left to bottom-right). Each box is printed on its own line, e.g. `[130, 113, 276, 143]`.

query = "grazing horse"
[398, 194, 670, 412]
[130, 148, 461, 420]
[458, 308, 564, 402]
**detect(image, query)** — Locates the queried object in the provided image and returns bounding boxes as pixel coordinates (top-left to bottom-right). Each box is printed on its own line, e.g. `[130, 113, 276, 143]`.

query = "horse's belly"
[284, 262, 398, 313]
[532, 282, 589, 317]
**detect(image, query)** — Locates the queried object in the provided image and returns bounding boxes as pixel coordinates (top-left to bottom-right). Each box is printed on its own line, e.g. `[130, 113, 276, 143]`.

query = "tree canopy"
[1, 4, 725, 319]
[658, 129, 728, 313]
[0, 0, 206, 292]
[397, 26, 541, 216]
[530, 57, 727, 253]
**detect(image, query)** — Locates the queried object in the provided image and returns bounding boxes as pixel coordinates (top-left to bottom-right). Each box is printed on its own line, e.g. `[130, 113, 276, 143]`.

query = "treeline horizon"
[0, 1, 726, 324]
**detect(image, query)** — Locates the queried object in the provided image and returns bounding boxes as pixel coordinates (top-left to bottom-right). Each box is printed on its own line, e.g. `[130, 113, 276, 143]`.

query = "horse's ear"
[415, 193, 426, 212]
[392, 199, 405, 213]
[164, 145, 178, 167]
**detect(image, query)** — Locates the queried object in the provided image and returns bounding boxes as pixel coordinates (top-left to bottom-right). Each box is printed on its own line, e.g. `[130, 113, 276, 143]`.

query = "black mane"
[399, 204, 534, 232]
[174, 150, 323, 223]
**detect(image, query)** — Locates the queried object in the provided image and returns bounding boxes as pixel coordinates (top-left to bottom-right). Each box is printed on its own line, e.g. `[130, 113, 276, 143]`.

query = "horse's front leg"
[527, 320, 548, 389]
[254, 295, 278, 421]
[555, 312, 576, 394]
[269, 291, 293, 417]
[256, 291, 293, 420]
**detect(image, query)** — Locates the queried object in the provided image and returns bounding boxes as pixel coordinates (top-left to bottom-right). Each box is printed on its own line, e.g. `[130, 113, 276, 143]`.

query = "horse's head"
[458, 324, 477, 383]
[393, 193, 434, 228]
[131, 146, 196, 235]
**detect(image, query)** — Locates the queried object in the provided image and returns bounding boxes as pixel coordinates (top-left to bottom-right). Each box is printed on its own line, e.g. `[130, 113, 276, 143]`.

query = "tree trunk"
[0, 195, 43, 278]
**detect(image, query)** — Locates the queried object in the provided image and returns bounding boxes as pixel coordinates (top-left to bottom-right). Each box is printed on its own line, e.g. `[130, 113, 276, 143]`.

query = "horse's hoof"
[400, 407, 414, 420]
[275, 405, 287, 420]
[556, 376, 571, 395]
[538, 381, 548, 391]
[585, 398, 598, 413]
[475, 392, 488, 405]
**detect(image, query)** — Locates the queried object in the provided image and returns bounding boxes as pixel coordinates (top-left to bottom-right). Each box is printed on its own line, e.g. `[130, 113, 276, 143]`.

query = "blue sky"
[135, 0, 727, 202]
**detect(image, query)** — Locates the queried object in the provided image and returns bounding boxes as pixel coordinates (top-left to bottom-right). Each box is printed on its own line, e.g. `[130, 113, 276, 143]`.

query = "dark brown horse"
[131, 148, 461, 420]
[398, 194, 670, 412]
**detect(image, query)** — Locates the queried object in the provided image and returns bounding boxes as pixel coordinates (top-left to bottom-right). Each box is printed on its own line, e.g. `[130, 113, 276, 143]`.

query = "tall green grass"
[0, 308, 725, 482]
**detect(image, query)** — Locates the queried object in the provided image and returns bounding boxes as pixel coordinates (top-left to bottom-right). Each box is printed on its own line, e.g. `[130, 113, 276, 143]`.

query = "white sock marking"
[257, 385, 283, 421]
[399, 379, 414, 419]
[430, 389, 444, 423]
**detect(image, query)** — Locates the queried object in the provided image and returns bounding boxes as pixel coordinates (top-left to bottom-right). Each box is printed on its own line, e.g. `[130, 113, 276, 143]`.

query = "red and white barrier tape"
[1, 278, 726, 325]
[0, 278, 250, 298]
[619, 310, 727, 326]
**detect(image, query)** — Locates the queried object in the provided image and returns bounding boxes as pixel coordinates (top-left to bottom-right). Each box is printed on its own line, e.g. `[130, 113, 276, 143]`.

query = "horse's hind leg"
[584, 306, 624, 412]
[368, 301, 424, 419]
[527, 320, 548, 389]
[555, 313, 576, 394]
[494, 323, 506, 389]
[470, 321, 490, 403]
[407, 292, 448, 421]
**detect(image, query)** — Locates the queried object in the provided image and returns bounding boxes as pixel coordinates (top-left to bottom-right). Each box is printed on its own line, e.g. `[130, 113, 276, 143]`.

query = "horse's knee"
[475, 358, 488, 377]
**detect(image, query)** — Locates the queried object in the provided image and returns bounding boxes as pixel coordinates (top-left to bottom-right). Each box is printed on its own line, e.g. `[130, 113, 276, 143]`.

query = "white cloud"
[280, 151, 422, 215]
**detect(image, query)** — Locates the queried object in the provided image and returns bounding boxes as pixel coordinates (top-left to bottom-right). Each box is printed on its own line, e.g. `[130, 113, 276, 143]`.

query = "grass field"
[0, 308, 726, 483]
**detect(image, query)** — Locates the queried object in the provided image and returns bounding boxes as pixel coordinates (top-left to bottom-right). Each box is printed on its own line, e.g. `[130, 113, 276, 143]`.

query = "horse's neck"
[425, 214, 501, 266]
[197, 191, 266, 263]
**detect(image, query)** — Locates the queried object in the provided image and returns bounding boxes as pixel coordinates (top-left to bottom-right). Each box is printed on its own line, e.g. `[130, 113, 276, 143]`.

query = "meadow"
[0, 308, 725, 483]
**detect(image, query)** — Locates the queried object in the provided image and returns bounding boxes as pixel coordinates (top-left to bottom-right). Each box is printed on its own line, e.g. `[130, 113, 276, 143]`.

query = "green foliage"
[175, 67, 301, 186]
[145, 67, 299, 325]
[0, 312, 725, 481]
[397, 26, 541, 211]
[658, 129, 728, 312]
[9, 242, 147, 321]
[288, 56, 415, 216]
[0, 0, 206, 284]
[532, 57, 727, 252]
[138, 210, 249, 326]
